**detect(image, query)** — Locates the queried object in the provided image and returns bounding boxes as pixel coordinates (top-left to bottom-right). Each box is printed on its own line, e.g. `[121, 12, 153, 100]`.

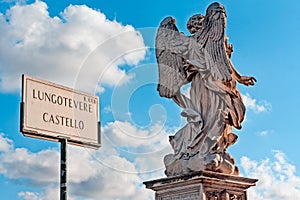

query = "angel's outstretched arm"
[229, 59, 256, 86]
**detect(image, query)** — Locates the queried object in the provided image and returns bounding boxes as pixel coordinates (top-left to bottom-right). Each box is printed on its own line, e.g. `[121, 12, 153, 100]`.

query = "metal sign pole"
[60, 138, 67, 200]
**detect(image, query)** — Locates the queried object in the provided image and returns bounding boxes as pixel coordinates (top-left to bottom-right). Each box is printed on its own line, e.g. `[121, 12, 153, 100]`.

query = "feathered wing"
[156, 17, 196, 98]
[196, 9, 232, 82]
[195, 5, 246, 130]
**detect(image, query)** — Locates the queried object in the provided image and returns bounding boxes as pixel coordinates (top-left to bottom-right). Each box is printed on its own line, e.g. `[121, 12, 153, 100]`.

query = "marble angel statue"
[156, 2, 256, 176]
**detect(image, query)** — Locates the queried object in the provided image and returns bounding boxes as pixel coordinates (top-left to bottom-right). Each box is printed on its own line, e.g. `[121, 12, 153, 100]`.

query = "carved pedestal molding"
[143, 171, 258, 200]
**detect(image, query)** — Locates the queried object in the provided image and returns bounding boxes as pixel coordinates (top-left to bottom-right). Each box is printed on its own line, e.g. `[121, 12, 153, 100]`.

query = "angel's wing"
[156, 17, 202, 98]
[195, 2, 232, 82]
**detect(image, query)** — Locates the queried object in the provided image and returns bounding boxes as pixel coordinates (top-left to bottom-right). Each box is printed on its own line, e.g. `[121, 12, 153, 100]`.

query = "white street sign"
[21, 75, 100, 149]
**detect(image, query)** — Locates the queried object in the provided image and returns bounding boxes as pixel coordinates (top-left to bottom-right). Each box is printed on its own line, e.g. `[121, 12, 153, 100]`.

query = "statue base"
[143, 170, 258, 200]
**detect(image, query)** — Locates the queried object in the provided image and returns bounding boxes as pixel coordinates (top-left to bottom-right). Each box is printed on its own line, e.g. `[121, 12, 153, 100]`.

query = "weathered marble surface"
[156, 2, 256, 176]
[144, 171, 258, 200]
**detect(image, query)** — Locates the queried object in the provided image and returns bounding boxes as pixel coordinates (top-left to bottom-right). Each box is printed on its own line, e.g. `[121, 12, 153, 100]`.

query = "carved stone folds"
[143, 171, 257, 200]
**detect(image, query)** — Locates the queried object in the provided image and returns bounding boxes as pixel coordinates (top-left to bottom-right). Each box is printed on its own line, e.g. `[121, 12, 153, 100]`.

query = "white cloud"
[134, 153, 166, 180]
[0, 1, 147, 93]
[18, 192, 41, 200]
[102, 121, 172, 179]
[18, 186, 60, 200]
[242, 93, 271, 113]
[240, 150, 300, 200]
[257, 130, 274, 136]
[103, 106, 112, 114]
[102, 120, 171, 152]
[0, 141, 59, 184]
[258, 130, 269, 136]
[0, 127, 162, 199]
[0, 133, 13, 152]
[68, 144, 153, 200]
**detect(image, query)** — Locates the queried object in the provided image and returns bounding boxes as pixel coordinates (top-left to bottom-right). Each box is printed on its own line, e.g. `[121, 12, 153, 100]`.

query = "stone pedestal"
[143, 171, 258, 200]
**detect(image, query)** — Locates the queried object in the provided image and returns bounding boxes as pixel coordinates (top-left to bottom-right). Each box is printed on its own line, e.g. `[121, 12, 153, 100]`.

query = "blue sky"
[0, 0, 300, 199]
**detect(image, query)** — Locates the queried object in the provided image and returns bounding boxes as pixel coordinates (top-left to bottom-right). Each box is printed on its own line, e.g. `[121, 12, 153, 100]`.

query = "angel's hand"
[238, 76, 257, 86]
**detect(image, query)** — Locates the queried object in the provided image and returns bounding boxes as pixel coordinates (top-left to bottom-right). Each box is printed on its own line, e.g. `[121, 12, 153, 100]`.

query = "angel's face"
[187, 14, 204, 34]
